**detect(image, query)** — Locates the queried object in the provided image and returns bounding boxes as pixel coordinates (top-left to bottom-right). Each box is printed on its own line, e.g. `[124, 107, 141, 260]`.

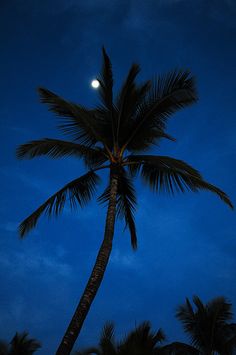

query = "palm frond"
[192, 296, 205, 313]
[116, 63, 140, 111]
[10, 332, 41, 354]
[38, 88, 105, 147]
[127, 127, 176, 152]
[177, 303, 204, 349]
[126, 155, 233, 208]
[206, 297, 233, 324]
[176, 298, 196, 335]
[116, 76, 152, 148]
[176, 296, 235, 353]
[154, 328, 165, 344]
[99, 322, 117, 355]
[16, 138, 108, 168]
[92, 106, 115, 150]
[123, 70, 197, 152]
[116, 63, 141, 139]
[100, 322, 115, 343]
[19, 171, 100, 237]
[119, 321, 164, 353]
[97, 48, 116, 146]
[98, 169, 137, 249]
[218, 323, 236, 354]
[98, 47, 113, 110]
[116, 170, 137, 250]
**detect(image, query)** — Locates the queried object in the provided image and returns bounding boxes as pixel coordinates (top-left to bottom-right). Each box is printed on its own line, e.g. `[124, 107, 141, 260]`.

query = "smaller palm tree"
[0, 332, 41, 355]
[75, 321, 165, 355]
[118, 321, 165, 355]
[74, 323, 117, 355]
[175, 296, 236, 354]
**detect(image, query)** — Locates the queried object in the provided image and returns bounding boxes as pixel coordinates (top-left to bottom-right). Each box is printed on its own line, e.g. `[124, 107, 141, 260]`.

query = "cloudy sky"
[1, 0, 236, 353]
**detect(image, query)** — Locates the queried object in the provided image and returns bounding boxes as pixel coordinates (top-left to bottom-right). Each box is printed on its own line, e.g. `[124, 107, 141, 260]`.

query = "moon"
[91, 79, 100, 89]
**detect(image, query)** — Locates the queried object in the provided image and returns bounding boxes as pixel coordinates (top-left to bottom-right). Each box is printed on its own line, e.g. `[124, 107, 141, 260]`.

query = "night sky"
[1, 1, 236, 353]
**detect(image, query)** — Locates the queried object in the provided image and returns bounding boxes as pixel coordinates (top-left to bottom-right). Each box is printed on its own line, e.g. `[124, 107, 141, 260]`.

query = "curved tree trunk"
[55, 173, 118, 355]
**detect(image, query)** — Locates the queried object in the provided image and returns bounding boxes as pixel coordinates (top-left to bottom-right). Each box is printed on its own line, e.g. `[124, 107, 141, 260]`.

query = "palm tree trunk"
[55, 172, 119, 355]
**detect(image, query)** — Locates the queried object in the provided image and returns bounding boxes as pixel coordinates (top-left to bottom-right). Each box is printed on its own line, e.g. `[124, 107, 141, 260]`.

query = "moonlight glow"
[91, 79, 100, 89]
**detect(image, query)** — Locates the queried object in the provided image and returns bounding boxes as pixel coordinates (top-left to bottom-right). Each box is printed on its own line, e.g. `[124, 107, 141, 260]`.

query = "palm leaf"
[115, 64, 151, 144]
[218, 323, 236, 354]
[116, 170, 137, 250]
[10, 332, 41, 354]
[97, 48, 116, 146]
[116, 78, 151, 147]
[126, 155, 233, 208]
[119, 321, 164, 354]
[75, 323, 117, 355]
[206, 296, 233, 324]
[99, 322, 117, 355]
[38, 88, 106, 147]
[98, 169, 137, 249]
[176, 299, 205, 349]
[176, 296, 235, 353]
[123, 70, 197, 152]
[19, 171, 100, 237]
[92, 106, 115, 150]
[116, 63, 140, 114]
[176, 298, 196, 336]
[16, 138, 108, 168]
[98, 47, 113, 111]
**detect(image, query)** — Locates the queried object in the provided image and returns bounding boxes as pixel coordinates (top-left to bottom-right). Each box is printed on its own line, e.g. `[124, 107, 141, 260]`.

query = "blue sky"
[0, 0, 236, 353]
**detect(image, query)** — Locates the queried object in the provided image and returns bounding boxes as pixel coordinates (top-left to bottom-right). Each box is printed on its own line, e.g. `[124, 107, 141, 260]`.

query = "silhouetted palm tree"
[17, 48, 233, 354]
[75, 322, 117, 355]
[118, 321, 165, 355]
[173, 296, 236, 354]
[0, 332, 41, 355]
[75, 321, 164, 355]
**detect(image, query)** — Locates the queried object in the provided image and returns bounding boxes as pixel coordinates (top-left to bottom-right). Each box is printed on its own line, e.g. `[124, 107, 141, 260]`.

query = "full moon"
[91, 79, 100, 89]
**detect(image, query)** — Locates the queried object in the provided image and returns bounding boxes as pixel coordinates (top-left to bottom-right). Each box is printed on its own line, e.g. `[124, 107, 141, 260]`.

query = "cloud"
[110, 249, 140, 270]
[1, 221, 18, 233]
[0, 246, 72, 279]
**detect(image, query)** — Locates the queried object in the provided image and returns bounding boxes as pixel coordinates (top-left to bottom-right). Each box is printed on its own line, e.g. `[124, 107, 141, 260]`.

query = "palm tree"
[0, 332, 41, 355]
[118, 321, 165, 355]
[75, 321, 164, 355]
[174, 296, 236, 354]
[74, 322, 117, 355]
[17, 48, 233, 354]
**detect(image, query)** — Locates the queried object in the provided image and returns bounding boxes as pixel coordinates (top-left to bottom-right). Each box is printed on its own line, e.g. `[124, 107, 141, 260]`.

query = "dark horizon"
[0, 1, 236, 354]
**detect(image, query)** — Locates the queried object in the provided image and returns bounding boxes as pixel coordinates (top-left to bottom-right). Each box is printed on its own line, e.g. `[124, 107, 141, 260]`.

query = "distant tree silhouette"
[118, 321, 165, 355]
[17, 48, 233, 354]
[165, 296, 236, 354]
[0, 332, 41, 354]
[75, 322, 117, 355]
[75, 321, 164, 355]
